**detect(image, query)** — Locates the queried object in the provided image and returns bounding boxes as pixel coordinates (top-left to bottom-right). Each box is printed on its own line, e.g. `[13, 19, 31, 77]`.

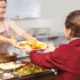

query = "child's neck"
[70, 37, 80, 42]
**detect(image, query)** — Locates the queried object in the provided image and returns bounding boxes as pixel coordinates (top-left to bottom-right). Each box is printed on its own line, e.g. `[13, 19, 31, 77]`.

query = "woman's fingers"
[20, 45, 33, 53]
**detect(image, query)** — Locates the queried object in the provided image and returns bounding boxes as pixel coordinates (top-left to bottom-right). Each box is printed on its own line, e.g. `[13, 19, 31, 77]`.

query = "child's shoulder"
[58, 44, 71, 49]
[58, 43, 74, 51]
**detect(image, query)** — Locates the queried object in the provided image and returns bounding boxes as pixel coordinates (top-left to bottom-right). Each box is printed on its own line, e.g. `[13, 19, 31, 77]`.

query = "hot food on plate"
[18, 41, 46, 50]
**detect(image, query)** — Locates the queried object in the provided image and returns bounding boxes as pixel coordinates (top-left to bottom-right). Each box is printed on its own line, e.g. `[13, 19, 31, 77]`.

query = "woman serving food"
[0, 0, 37, 53]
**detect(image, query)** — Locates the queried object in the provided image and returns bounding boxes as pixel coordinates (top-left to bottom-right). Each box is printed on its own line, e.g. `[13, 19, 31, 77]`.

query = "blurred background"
[7, 0, 80, 56]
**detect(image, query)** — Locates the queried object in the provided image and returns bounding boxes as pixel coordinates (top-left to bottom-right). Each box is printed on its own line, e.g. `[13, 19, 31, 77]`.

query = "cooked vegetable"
[13, 64, 45, 76]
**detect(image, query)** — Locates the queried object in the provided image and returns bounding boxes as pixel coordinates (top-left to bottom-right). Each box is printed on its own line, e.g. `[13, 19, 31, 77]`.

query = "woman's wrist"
[7, 38, 16, 44]
[3, 38, 12, 44]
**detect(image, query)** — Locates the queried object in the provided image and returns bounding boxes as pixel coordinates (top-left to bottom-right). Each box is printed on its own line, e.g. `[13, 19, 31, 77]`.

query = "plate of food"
[18, 41, 47, 50]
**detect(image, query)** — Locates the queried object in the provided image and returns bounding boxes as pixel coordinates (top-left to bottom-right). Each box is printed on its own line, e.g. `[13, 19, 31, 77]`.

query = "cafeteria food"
[0, 53, 16, 62]
[13, 64, 45, 76]
[18, 41, 46, 50]
[0, 62, 23, 70]
[3, 73, 14, 79]
[0, 70, 3, 74]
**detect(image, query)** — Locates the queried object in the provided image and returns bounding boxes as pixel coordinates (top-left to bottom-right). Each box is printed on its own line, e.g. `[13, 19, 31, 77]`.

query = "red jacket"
[30, 38, 80, 80]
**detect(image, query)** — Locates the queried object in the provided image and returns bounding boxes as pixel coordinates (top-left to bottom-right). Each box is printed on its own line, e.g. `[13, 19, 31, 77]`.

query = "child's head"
[64, 10, 80, 40]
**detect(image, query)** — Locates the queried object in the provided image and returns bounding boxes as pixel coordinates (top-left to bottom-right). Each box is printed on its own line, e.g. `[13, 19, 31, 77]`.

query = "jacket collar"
[69, 38, 80, 46]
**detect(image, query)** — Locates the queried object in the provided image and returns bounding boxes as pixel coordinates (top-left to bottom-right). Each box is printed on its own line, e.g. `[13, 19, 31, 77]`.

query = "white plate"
[18, 41, 47, 50]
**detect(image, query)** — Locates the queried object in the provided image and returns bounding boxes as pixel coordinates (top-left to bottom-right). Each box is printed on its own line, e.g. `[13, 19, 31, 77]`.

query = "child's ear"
[68, 28, 72, 36]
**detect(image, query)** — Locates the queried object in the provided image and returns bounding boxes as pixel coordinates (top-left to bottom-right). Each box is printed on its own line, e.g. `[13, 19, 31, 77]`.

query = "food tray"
[6, 71, 55, 80]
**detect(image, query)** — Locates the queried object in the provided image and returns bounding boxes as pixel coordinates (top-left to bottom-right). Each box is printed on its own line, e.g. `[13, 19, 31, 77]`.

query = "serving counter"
[0, 56, 56, 80]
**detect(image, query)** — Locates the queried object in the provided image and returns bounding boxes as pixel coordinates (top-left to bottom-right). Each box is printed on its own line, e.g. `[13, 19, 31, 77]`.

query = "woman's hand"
[20, 45, 33, 54]
[22, 31, 38, 44]
[8, 39, 18, 48]
[42, 45, 56, 53]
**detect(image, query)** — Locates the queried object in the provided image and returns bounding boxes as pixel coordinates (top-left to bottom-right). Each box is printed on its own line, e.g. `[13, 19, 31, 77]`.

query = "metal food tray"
[6, 71, 55, 80]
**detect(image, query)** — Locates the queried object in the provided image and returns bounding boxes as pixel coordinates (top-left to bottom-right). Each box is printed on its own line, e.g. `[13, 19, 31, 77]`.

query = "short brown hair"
[65, 10, 80, 37]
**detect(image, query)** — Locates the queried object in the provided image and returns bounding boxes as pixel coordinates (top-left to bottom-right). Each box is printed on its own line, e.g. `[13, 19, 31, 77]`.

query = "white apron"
[0, 25, 11, 53]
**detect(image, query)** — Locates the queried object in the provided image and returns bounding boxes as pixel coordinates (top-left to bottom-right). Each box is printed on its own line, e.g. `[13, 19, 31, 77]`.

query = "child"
[21, 10, 80, 80]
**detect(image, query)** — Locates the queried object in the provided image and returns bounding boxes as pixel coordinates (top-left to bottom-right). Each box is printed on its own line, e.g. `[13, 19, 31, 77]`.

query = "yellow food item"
[13, 64, 45, 76]
[27, 39, 37, 44]
[37, 43, 45, 48]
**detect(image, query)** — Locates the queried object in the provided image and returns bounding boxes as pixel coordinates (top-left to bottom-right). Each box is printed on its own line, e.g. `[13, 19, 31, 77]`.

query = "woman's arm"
[0, 35, 18, 47]
[9, 20, 37, 43]
[0, 35, 12, 43]
[22, 31, 37, 43]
